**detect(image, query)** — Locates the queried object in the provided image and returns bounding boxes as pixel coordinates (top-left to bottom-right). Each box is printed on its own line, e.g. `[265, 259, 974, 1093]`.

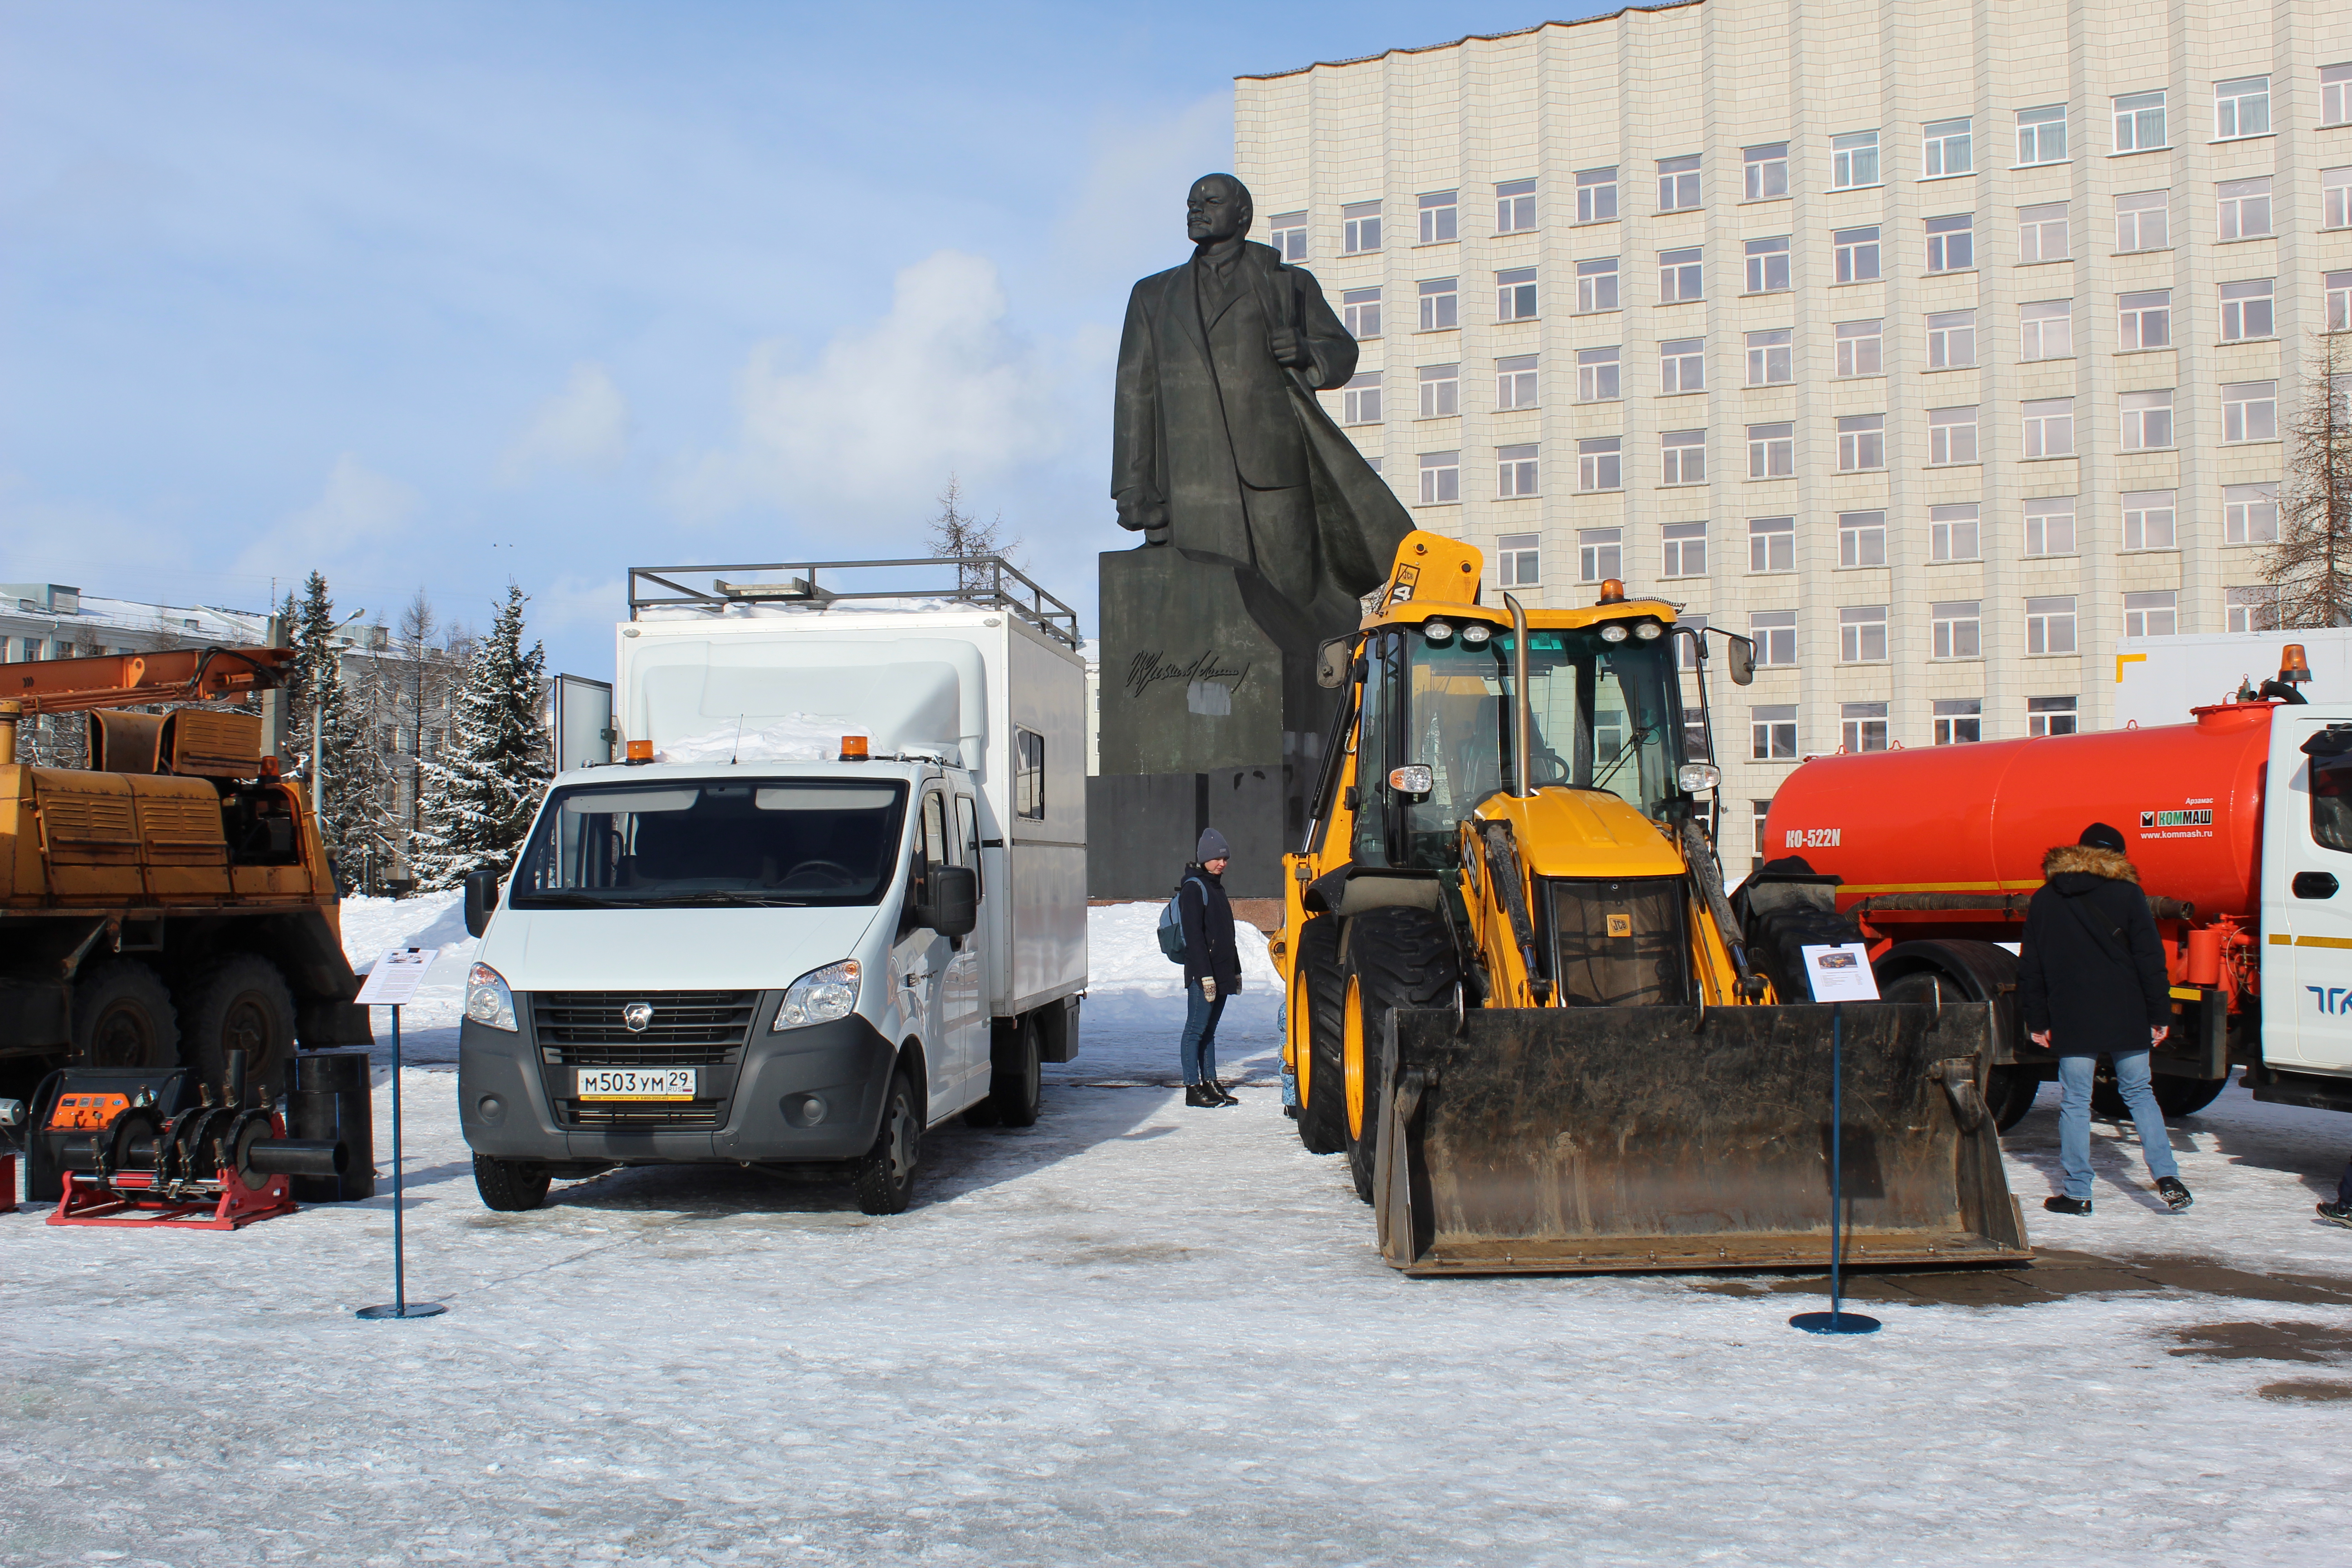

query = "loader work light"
[1678, 763, 1722, 793]
[1460, 624, 1492, 646]
[1634, 622, 1663, 641]
[1600, 624, 1630, 644]
[1422, 621, 1455, 643]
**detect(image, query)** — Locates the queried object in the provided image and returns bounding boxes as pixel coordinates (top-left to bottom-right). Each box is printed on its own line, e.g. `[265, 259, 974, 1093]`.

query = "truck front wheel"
[69, 959, 179, 1070]
[853, 1069, 921, 1215]
[473, 1154, 551, 1211]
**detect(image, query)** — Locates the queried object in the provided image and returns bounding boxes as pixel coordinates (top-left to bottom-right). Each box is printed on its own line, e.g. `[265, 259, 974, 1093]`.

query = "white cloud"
[498, 362, 630, 484]
[233, 453, 419, 577]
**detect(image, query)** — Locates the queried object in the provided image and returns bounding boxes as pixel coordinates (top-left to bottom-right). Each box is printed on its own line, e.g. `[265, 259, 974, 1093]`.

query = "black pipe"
[286, 1050, 374, 1200]
[245, 1138, 348, 1177]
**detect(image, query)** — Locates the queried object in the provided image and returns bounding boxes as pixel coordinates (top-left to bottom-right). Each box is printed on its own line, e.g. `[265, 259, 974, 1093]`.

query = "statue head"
[1186, 174, 1253, 246]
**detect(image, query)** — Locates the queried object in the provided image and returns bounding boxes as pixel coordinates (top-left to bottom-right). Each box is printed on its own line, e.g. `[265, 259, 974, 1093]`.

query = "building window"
[1750, 611, 1797, 666]
[1342, 287, 1382, 339]
[1658, 155, 1702, 211]
[2116, 191, 2169, 251]
[2121, 389, 2175, 450]
[1746, 328, 1793, 386]
[1419, 277, 1458, 331]
[1923, 118, 1974, 177]
[1576, 168, 1618, 224]
[2220, 279, 2275, 342]
[1927, 309, 1977, 368]
[1661, 521, 1707, 577]
[1495, 443, 1542, 499]
[1660, 337, 1705, 392]
[2333, 271, 2352, 332]
[1836, 319, 1883, 376]
[1418, 451, 1460, 505]
[1747, 423, 1794, 479]
[1839, 510, 1887, 568]
[2122, 489, 2177, 551]
[1928, 406, 1979, 466]
[2227, 585, 2280, 632]
[2123, 590, 2178, 639]
[1578, 526, 1622, 581]
[1661, 429, 1707, 487]
[1842, 701, 1890, 753]
[2218, 177, 2272, 240]
[1499, 353, 1543, 409]
[2019, 202, 2069, 263]
[1834, 225, 1881, 283]
[1839, 606, 1888, 663]
[1837, 414, 1886, 472]
[1752, 706, 1798, 761]
[1014, 729, 1045, 819]
[1932, 600, 1983, 659]
[1934, 698, 1983, 745]
[2026, 597, 2078, 656]
[2227, 482, 2281, 544]
[1341, 371, 1382, 426]
[2023, 398, 2075, 459]
[1496, 532, 1540, 585]
[2020, 299, 2073, 360]
[1342, 201, 1382, 255]
[1496, 268, 1539, 322]
[2118, 289, 2171, 350]
[2114, 91, 2166, 153]
[2215, 75, 2270, 140]
[1925, 213, 1975, 272]
[1832, 130, 1880, 190]
[1931, 504, 1981, 562]
[1659, 247, 1703, 303]
[1745, 236, 1792, 293]
[2017, 105, 2068, 165]
[1577, 257, 1620, 314]
[1268, 212, 1307, 262]
[1745, 142, 1790, 201]
[1578, 437, 1622, 492]
[2326, 64, 2352, 127]
[2025, 498, 2078, 555]
[2329, 168, 2352, 230]
[1419, 191, 1458, 245]
[1494, 178, 1537, 235]
[1749, 516, 1797, 573]
[1418, 363, 1459, 418]
[2224, 381, 2278, 443]
[2028, 695, 2079, 736]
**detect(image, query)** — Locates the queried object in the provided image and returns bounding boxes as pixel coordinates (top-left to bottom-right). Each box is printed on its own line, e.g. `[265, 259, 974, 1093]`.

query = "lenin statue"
[1110, 173, 1413, 655]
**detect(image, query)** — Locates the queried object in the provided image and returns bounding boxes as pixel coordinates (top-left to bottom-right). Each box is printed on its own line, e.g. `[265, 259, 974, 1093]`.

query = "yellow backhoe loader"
[1271, 532, 2028, 1275]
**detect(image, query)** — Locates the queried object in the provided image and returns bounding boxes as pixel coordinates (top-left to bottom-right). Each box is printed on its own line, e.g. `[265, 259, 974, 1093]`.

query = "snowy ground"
[3, 899, 2351, 1566]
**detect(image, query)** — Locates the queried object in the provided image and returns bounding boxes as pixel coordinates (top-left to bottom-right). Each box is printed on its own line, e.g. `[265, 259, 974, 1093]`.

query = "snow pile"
[1055, 901, 1284, 1087]
[657, 715, 870, 765]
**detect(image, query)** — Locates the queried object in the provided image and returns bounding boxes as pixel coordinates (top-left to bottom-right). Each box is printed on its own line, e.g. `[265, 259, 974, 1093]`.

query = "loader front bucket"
[1373, 1002, 2029, 1275]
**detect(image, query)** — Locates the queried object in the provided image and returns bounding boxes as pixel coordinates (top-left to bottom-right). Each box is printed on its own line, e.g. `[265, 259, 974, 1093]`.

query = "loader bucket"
[1372, 1002, 2030, 1275]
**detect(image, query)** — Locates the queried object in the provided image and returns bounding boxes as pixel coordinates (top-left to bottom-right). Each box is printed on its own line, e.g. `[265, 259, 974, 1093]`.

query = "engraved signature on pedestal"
[1125, 649, 1252, 702]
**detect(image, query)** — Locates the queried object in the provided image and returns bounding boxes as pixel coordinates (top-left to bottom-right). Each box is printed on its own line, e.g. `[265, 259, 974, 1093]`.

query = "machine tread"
[1293, 917, 1350, 1154]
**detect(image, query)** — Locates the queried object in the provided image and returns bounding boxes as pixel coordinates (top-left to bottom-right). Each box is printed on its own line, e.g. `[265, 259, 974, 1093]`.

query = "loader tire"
[1343, 907, 1460, 1206]
[180, 955, 297, 1101]
[69, 959, 180, 1070]
[1292, 916, 1350, 1155]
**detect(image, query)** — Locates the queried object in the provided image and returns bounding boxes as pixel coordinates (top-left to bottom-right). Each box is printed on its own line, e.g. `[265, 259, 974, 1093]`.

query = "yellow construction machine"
[1271, 532, 2028, 1275]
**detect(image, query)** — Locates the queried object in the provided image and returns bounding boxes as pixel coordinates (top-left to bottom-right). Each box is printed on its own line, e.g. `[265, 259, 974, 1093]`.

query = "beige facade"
[1236, 0, 2352, 867]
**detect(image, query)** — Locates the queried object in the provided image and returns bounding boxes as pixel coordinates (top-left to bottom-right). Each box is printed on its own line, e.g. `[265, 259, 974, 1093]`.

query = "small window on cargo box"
[2311, 745, 2352, 854]
[1014, 727, 1046, 820]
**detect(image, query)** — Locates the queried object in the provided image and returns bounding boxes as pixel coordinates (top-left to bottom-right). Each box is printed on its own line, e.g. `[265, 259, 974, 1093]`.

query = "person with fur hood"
[2019, 822, 2194, 1215]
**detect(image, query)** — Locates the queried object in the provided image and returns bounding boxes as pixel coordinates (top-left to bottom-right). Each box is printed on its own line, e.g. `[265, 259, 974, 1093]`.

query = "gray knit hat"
[1197, 827, 1232, 862]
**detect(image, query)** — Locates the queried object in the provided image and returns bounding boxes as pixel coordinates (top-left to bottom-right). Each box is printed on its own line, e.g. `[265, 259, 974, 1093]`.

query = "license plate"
[575, 1067, 696, 1101]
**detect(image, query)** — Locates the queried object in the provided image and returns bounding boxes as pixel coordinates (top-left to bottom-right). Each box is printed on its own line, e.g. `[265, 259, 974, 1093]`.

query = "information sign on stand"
[1790, 944, 1882, 1337]
[355, 947, 447, 1322]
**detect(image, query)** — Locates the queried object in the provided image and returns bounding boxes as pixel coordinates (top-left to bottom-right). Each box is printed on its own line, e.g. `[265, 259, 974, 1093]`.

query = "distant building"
[0, 582, 271, 662]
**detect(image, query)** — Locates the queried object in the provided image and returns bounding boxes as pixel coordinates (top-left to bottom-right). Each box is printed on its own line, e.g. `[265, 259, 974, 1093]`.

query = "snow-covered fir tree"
[411, 584, 552, 888]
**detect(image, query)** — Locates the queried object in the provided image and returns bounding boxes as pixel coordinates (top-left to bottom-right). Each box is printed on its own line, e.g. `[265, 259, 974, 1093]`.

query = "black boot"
[2155, 1177, 2193, 1211]
[1184, 1084, 1215, 1108]
[2043, 1195, 2092, 1215]
[1209, 1080, 1239, 1105]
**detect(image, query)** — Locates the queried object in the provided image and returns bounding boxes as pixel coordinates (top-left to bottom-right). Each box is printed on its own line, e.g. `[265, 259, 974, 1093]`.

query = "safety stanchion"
[354, 948, 446, 1322]
[1791, 1001, 1880, 1336]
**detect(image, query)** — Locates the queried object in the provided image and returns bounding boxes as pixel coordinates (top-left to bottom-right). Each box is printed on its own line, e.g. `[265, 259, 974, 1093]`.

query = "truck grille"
[563, 1100, 728, 1130]
[532, 990, 757, 1065]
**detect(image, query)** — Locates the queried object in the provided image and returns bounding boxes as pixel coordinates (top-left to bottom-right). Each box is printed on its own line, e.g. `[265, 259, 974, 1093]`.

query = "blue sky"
[1, 1, 1605, 674]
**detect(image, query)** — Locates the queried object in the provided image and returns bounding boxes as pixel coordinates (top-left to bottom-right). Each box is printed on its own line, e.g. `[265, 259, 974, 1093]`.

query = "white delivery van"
[456, 559, 1087, 1215]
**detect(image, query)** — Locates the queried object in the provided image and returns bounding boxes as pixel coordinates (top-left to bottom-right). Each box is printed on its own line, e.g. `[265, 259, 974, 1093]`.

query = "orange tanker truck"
[1753, 645, 2349, 1130]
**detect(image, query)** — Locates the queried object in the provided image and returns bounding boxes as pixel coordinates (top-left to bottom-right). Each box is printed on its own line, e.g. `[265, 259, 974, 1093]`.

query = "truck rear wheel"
[853, 1068, 921, 1215]
[180, 955, 296, 1099]
[69, 959, 179, 1069]
[970, 1015, 1042, 1128]
[1343, 907, 1460, 1206]
[473, 1153, 551, 1211]
[1292, 916, 1349, 1155]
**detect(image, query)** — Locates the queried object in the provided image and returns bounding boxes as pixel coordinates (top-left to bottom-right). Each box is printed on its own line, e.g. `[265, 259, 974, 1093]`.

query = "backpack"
[1156, 877, 1205, 963]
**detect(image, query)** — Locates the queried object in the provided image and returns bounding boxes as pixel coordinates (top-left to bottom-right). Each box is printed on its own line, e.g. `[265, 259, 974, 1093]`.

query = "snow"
[656, 717, 871, 766]
[3, 905, 2349, 1566]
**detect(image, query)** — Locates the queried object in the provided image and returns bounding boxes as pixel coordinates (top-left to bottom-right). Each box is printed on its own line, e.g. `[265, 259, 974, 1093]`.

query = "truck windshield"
[511, 780, 910, 908]
[1355, 625, 1685, 870]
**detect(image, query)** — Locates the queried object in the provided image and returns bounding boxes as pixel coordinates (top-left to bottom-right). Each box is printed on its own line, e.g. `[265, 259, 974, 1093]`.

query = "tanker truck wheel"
[68, 959, 180, 1069]
[180, 956, 296, 1101]
[473, 1153, 551, 1211]
[1291, 916, 1350, 1155]
[2089, 1067, 2230, 1121]
[1342, 907, 1461, 1206]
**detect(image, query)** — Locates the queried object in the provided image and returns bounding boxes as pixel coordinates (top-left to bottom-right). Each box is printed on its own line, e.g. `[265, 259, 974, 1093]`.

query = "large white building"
[1235, 0, 2352, 868]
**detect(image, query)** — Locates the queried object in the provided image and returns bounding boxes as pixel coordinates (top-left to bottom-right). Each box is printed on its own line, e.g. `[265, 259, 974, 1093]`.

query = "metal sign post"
[1791, 946, 1882, 1337]
[353, 947, 446, 1322]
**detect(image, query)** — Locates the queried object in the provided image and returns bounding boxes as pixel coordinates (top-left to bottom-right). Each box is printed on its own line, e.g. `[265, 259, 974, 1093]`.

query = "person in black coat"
[2018, 822, 2193, 1215]
[1178, 828, 1242, 1108]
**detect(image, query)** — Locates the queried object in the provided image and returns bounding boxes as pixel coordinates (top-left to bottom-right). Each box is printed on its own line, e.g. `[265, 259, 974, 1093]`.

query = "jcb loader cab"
[1273, 533, 2029, 1275]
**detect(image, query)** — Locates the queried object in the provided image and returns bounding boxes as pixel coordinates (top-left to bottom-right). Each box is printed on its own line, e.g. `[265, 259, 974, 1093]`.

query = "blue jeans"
[2057, 1050, 2180, 1200]
[1180, 980, 1228, 1085]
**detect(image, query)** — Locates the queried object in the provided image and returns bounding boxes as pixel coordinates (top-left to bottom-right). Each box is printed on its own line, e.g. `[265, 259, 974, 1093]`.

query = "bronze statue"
[1111, 174, 1412, 652]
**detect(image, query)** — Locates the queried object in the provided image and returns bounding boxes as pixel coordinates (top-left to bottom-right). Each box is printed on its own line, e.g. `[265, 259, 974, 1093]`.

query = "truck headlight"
[465, 962, 518, 1031]
[774, 960, 860, 1030]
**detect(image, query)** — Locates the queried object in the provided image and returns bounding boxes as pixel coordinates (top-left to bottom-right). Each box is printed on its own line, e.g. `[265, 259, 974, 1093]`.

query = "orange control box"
[47, 1093, 130, 1131]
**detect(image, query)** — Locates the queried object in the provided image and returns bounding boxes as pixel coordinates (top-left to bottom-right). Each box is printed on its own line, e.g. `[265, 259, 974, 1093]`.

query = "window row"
[1748, 693, 2084, 766]
[1737, 588, 2272, 679]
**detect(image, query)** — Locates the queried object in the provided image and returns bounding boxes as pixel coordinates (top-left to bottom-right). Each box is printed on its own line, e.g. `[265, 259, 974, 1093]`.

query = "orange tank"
[1762, 702, 2273, 922]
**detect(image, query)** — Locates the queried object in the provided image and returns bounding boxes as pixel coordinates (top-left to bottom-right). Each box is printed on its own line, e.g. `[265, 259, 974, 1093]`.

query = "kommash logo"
[2141, 808, 2214, 828]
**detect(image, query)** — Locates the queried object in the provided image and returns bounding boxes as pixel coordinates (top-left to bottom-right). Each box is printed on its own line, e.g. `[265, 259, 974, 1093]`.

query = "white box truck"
[456, 559, 1087, 1215]
[2113, 628, 2352, 730]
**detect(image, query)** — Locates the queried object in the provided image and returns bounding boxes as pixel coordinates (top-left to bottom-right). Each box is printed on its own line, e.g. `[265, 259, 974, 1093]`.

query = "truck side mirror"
[1725, 634, 1757, 687]
[921, 864, 979, 939]
[463, 868, 501, 939]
